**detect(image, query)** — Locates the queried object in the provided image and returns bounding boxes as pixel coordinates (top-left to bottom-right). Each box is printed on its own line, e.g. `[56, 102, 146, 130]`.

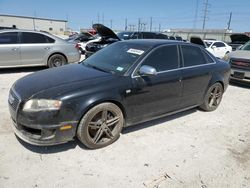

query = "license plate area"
[233, 71, 245, 79]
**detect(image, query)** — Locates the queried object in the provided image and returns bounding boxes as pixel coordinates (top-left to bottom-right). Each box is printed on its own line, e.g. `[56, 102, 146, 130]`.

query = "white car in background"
[204, 40, 232, 59]
[77, 35, 101, 54]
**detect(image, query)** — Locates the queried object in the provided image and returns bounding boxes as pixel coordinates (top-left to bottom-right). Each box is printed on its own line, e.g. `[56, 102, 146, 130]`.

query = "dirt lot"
[0, 67, 249, 188]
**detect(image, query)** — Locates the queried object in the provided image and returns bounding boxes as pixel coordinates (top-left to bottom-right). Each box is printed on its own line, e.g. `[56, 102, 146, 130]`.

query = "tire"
[200, 82, 224, 112]
[77, 102, 124, 149]
[48, 54, 67, 68]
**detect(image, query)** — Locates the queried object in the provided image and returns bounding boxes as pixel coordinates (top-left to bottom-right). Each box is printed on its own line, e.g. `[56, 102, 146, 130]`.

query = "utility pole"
[125, 18, 127, 31]
[110, 19, 113, 29]
[150, 17, 152, 32]
[227, 12, 232, 30]
[193, 0, 199, 29]
[158, 23, 161, 32]
[138, 18, 141, 31]
[202, 0, 210, 30]
[102, 13, 104, 24]
[97, 13, 100, 23]
[141, 23, 147, 31]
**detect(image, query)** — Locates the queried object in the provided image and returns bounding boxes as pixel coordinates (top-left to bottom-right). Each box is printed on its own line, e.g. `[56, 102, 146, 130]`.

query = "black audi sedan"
[8, 40, 230, 149]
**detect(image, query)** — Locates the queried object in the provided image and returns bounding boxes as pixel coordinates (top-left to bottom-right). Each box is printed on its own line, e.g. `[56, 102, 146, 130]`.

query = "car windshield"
[117, 32, 133, 40]
[240, 41, 250, 51]
[82, 42, 151, 75]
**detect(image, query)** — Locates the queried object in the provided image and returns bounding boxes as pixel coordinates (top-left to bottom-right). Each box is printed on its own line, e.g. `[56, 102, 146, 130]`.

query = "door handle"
[12, 48, 18, 51]
[44, 47, 51, 50]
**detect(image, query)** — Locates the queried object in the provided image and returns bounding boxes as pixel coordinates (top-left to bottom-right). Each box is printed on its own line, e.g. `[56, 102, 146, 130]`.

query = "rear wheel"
[48, 54, 67, 68]
[200, 83, 223, 111]
[77, 103, 124, 149]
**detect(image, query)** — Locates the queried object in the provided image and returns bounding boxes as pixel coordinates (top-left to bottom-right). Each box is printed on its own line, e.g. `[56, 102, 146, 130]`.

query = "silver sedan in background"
[0, 29, 80, 68]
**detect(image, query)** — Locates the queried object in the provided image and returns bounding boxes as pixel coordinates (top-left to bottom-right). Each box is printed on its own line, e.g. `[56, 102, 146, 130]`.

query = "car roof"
[0, 29, 65, 42]
[204, 39, 225, 43]
[119, 39, 194, 48]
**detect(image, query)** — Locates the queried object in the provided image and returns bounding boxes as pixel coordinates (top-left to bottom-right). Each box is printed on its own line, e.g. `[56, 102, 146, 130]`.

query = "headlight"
[223, 53, 230, 62]
[23, 99, 62, 112]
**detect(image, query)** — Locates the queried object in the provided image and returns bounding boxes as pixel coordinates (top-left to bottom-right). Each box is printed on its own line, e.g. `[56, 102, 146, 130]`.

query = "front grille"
[9, 89, 21, 111]
[231, 59, 250, 70]
[20, 124, 42, 136]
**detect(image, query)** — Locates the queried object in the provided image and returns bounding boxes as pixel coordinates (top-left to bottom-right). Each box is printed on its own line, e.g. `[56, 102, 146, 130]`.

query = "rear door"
[20, 32, 55, 66]
[179, 45, 215, 108]
[0, 32, 20, 67]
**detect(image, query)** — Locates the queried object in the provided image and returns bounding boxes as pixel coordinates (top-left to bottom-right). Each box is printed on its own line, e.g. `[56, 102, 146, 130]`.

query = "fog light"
[60, 125, 72, 131]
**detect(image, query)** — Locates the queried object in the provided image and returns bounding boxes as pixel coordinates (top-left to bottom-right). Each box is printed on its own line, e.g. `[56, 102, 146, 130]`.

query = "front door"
[125, 45, 182, 124]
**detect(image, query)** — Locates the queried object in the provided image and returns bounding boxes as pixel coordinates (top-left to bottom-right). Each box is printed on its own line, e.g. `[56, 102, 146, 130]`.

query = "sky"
[0, 0, 250, 32]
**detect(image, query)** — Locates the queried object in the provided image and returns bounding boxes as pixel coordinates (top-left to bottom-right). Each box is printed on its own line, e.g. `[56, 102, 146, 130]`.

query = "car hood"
[13, 64, 111, 100]
[230, 34, 250, 44]
[93, 24, 120, 40]
[229, 50, 250, 60]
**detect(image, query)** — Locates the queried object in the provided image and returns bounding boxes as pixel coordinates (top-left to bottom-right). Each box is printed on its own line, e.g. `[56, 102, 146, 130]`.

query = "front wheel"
[200, 83, 224, 111]
[77, 103, 124, 149]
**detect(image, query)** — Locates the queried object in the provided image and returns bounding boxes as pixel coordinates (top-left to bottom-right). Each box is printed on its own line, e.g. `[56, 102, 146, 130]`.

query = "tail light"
[75, 43, 80, 49]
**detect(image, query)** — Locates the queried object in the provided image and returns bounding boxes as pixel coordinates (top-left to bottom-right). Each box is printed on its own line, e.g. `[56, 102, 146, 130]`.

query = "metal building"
[0, 14, 67, 34]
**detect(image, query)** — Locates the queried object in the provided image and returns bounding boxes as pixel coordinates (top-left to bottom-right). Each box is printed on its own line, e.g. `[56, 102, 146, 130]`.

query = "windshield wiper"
[84, 63, 110, 73]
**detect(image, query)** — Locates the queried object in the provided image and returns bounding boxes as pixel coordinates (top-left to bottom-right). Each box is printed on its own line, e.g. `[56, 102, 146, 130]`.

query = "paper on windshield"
[127, 48, 144, 55]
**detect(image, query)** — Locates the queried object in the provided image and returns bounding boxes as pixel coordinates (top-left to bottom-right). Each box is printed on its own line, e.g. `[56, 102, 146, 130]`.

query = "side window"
[141, 45, 179, 72]
[143, 32, 155, 39]
[44, 36, 55, 43]
[21, 32, 48, 44]
[213, 42, 225, 47]
[0, 32, 18, 44]
[203, 51, 215, 64]
[131, 32, 142, 39]
[181, 45, 206, 67]
[155, 33, 168, 39]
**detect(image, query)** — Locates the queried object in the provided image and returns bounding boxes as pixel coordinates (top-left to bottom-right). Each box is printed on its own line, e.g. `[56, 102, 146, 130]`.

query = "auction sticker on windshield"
[116, 67, 124, 71]
[127, 48, 144, 55]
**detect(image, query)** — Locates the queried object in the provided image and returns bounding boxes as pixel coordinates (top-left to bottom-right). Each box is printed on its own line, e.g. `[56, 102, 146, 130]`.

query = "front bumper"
[230, 68, 250, 84]
[11, 118, 78, 146]
[8, 89, 79, 146]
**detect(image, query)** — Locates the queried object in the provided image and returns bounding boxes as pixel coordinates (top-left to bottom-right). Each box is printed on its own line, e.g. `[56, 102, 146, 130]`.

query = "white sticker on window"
[127, 48, 144, 55]
[116, 67, 124, 71]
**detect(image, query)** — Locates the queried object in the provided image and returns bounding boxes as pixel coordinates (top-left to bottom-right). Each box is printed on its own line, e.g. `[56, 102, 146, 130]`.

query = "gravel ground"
[0, 66, 249, 188]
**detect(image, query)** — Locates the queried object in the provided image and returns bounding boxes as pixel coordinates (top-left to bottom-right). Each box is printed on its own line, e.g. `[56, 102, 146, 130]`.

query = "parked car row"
[0, 24, 246, 149]
[8, 39, 231, 149]
[190, 37, 232, 59]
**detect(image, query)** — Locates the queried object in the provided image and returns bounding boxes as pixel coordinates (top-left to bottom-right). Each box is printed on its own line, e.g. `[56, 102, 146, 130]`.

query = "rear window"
[181, 45, 207, 67]
[0, 32, 18, 44]
[21, 32, 55, 43]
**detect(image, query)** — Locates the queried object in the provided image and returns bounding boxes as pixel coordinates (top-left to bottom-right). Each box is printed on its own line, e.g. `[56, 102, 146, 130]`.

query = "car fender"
[73, 91, 127, 123]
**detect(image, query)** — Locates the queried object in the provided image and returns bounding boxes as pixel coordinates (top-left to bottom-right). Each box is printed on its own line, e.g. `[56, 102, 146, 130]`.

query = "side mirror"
[139, 65, 157, 76]
[211, 45, 217, 49]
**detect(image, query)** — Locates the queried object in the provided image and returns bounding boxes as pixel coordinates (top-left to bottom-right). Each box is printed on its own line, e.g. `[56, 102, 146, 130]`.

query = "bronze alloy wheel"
[77, 103, 124, 149]
[200, 82, 224, 111]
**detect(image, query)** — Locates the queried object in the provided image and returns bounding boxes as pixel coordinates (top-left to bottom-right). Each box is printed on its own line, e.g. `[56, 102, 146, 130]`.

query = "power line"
[202, 0, 210, 30]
